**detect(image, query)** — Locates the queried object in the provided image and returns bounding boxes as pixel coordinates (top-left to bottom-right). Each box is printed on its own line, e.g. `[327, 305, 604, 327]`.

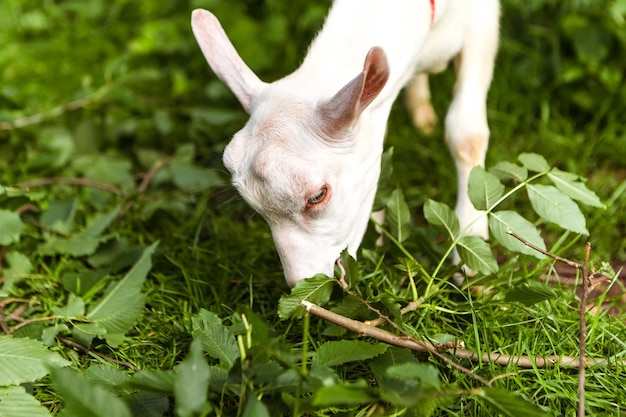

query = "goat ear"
[191, 9, 266, 113]
[318, 47, 390, 137]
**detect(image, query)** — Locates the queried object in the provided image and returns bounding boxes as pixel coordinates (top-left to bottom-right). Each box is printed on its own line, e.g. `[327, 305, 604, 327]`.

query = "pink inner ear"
[358, 47, 390, 110]
[317, 47, 390, 138]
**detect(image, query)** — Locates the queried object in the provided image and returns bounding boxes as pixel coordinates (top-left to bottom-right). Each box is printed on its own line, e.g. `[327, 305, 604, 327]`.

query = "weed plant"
[0, 0, 625, 416]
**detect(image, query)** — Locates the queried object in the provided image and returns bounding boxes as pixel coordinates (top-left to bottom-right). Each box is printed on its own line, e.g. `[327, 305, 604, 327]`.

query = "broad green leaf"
[489, 161, 528, 183]
[40, 199, 77, 235]
[278, 275, 335, 319]
[79, 205, 121, 237]
[385, 187, 412, 242]
[174, 339, 211, 417]
[374, 147, 395, 209]
[339, 248, 361, 288]
[52, 367, 132, 417]
[371, 347, 422, 407]
[2, 251, 32, 292]
[386, 363, 440, 390]
[85, 242, 158, 344]
[456, 236, 498, 275]
[468, 166, 505, 211]
[518, 153, 550, 172]
[548, 170, 604, 208]
[424, 199, 460, 239]
[477, 387, 550, 417]
[53, 294, 86, 317]
[0, 335, 69, 385]
[191, 309, 239, 370]
[0, 210, 23, 245]
[504, 282, 558, 306]
[313, 381, 376, 407]
[128, 370, 176, 394]
[488, 211, 546, 259]
[242, 394, 270, 417]
[0, 386, 52, 417]
[526, 184, 588, 234]
[85, 364, 129, 388]
[72, 323, 107, 347]
[312, 340, 388, 368]
[125, 393, 170, 417]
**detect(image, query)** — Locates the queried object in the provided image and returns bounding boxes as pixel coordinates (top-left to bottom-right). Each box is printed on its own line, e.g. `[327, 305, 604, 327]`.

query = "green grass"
[1, 0, 626, 416]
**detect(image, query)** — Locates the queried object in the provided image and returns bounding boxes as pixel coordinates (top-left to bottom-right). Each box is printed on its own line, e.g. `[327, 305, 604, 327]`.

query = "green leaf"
[312, 340, 388, 368]
[242, 394, 270, 417]
[339, 248, 361, 288]
[40, 199, 77, 235]
[85, 242, 158, 344]
[0, 210, 24, 245]
[386, 363, 440, 390]
[504, 282, 558, 306]
[0, 386, 52, 417]
[169, 160, 223, 190]
[174, 339, 211, 417]
[53, 294, 86, 317]
[489, 161, 528, 183]
[278, 275, 335, 319]
[313, 381, 377, 407]
[128, 370, 176, 395]
[518, 153, 550, 172]
[477, 387, 550, 417]
[526, 184, 588, 234]
[0, 335, 69, 385]
[456, 236, 498, 275]
[548, 170, 604, 208]
[424, 199, 460, 239]
[488, 211, 546, 259]
[468, 166, 505, 211]
[385, 187, 412, 242]
[2, 251, 33, 292]
[191, 309, 239, 370]
[52, 367, 132, 417]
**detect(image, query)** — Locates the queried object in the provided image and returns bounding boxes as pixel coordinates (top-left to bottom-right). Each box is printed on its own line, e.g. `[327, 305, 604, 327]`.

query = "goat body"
[192, 0, 500, 287]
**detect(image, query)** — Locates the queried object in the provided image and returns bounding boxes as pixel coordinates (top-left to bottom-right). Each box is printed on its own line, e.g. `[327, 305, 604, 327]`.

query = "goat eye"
[306, 185, 329, 208]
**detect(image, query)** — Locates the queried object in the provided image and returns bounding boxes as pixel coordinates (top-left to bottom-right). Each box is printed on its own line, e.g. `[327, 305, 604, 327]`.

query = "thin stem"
[578, 242, 592, 417]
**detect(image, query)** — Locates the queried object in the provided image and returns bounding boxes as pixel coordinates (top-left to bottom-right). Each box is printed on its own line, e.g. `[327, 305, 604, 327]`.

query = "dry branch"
[301, 300, 619, 370]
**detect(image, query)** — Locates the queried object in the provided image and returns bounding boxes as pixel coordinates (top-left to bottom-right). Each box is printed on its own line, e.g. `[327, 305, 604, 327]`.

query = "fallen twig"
[301, 300, 619, 371]
[59, 337, 140, 372]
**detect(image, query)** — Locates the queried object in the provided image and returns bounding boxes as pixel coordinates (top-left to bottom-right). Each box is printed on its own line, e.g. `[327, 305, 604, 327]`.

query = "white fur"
[192, 0, 500, 287]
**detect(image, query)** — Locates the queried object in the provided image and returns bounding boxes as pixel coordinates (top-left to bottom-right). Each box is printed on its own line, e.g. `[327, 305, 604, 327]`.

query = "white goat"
[192, 0, 500, 287]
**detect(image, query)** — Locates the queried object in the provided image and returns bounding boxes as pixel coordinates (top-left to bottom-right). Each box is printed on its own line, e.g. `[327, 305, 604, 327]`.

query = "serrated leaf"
[125, 393, 170, 417]
[278, 275, 335, 319]
[385, 188, 412, 242]
[128, 370, 176, 394]
[312, 340, 388, 368]
[548, 170, 604, 208]
[489, 161, 528, 183]
[174, 339, 210, 417]
[468, 166, 505, 211]
[0, 210, 23, 245]
[456, 236, 498, 275]
[52, 367, 132, 417]
[53, 294, 86, 317]
[424, 199, 460, 239]
[85, 364, 129, 388]
[518, 153, 550, 172]
[86, 242, 157, 340]
[488, 211, 546, 259]
[0, 335, 69, 385]
[504, 282, 558, 306]
[191, 309, 239, 370]
[477, 387, 550, 417]
[2, 251, 33, 293]
[0, 386, 52, 417]
[526, 184, 588, 234]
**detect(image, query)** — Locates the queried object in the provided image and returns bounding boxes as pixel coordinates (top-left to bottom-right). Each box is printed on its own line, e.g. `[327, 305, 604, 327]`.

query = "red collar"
[430, 0, 435, 24]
